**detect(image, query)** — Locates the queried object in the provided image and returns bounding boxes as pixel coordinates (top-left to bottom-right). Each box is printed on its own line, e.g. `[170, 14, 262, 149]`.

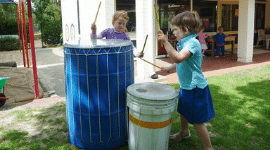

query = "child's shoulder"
[185, 38, 201, 54]
[185, 37, 200, 48]
[100, 28, 112, 34]
[190, 37, 200, 44]
[102, 28, 114, 32]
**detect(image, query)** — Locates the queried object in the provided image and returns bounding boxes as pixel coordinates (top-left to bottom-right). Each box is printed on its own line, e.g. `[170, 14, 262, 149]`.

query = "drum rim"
[64, 39, 133, 49]
[127, 82, 179, 101]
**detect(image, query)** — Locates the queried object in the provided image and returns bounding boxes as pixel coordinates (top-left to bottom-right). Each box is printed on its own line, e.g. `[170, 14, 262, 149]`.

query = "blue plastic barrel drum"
[64, 39, 134, 149]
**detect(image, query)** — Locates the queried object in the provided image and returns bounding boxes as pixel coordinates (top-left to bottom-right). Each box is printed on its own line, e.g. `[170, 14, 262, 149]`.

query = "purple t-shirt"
[91, 28, 130, 40]
[91, 28, 142, 56]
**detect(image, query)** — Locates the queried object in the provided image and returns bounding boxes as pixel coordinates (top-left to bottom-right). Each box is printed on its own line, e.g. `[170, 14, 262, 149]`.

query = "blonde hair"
[112, 10, 129, 32]
[172, 11, 200, 34]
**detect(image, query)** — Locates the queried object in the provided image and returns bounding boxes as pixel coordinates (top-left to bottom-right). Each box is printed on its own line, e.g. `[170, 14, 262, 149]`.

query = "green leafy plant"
[32, 1, 62, 45]
[0, 4, 18, 35]
[0, 37, 19, 51]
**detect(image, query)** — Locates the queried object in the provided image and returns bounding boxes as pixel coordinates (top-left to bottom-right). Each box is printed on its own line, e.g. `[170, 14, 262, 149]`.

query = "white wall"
[61, 0, 116, 45]
[136, 0, 156, 80]
[237, 0, 255, 63]
[61, 0, 80, 45]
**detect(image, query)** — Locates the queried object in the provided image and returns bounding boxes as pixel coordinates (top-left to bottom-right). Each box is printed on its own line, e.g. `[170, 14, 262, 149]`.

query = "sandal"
[169, 130, 191, 142]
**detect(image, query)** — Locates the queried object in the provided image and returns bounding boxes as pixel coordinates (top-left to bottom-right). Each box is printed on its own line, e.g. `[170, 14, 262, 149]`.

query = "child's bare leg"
[194, 123, 213, 150]
[180, 114, 189, 132]
[170, 114, 190, 141]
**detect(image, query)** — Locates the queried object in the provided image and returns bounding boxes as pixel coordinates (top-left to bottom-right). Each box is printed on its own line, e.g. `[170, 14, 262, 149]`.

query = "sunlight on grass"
[167, 65, 270, 150]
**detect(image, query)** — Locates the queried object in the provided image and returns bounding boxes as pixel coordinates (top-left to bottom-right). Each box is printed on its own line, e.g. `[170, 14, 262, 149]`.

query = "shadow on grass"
[208, 81, 270, 150]
[0, 100, 34, 111]
[0, 101, 131, 150]
[167, 82, 270, 150]
[234, 80, 270, 146]
[0, 102, 78, 150]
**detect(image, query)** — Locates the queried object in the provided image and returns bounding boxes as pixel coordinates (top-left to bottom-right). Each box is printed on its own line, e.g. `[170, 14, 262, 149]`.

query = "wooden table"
[207, 36, 236, 57]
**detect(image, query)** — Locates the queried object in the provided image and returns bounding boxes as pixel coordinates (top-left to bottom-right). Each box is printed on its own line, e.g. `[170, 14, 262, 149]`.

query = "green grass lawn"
[0, 65, 269, 150]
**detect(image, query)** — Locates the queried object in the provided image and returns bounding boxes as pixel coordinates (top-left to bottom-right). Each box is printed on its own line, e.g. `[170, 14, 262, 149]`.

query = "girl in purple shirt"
[91, 10, 130, 40]
[91, 10, 142, 57]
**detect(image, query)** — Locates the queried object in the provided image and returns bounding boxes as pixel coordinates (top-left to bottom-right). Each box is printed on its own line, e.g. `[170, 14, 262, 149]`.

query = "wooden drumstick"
[140, 58, 162, 69]
[154, 4, 164, 47]
[138, 34, 161, 69]
[94, 1, 101, 24]
[141, 34, 148, 55]
[154, 4, 160, 31]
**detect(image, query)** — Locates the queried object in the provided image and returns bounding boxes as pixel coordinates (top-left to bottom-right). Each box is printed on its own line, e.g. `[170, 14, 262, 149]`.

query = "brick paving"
[149, 51, 270, 83]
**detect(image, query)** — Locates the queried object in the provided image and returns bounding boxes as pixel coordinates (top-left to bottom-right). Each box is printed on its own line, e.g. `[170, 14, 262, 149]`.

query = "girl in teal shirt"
[158, 11, 215, 150]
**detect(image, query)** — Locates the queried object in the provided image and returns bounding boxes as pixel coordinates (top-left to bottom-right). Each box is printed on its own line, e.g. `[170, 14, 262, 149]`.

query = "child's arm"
[133, 46, 144, 58]
[91, 23, 97, 39]
[203, 33, 208, 38]
[156, 63, 176, 74]
[213, 34, 217, 39]
[91, 23, 107, 39]
[162, 63, 176, 72]
[158, 30, 191, 64]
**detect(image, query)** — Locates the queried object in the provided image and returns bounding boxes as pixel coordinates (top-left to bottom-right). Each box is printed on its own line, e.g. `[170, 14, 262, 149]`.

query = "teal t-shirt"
[176, 34, 208, 90]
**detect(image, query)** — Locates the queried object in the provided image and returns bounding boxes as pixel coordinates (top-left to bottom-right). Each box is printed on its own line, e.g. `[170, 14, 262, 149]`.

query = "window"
[221, 4, 238, 32]
[255, 3, 265, 29]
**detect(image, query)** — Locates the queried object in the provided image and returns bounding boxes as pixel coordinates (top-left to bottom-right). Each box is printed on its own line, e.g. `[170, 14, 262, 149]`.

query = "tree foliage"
[32, 0, 62, 44]
[0, 4, 18, 35]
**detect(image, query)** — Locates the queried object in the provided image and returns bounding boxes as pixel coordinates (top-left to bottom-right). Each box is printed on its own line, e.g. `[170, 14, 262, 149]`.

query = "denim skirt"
[177, 85, 215, 124]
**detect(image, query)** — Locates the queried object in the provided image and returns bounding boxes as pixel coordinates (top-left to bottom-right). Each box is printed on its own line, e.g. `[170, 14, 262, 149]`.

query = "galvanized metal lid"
[127, 82, 179, 101]
[64, 39, 133, 49]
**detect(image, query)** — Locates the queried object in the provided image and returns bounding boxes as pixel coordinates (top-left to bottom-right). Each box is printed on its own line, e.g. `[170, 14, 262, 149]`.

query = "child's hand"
[137, 51, 144, 58]
[162, 67, 170, 73]
[160, 66, 170, 73]
[157, 29, 168, 43]
[156, 67, 170, 75]
[91, 23, 97, 34]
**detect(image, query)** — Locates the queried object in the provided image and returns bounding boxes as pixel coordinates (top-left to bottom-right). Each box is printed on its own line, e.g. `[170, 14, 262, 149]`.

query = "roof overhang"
[0, 0, 16, 4]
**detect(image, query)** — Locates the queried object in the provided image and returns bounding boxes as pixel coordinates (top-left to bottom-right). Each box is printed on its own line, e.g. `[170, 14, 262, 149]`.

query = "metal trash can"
[64, 39, 134, 149]
[127, 82, 178, 150]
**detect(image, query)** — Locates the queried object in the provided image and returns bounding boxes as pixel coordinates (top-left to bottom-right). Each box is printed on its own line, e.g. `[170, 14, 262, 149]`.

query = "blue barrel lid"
[64, 39, 133, 49]
[127, 82, 179, 101]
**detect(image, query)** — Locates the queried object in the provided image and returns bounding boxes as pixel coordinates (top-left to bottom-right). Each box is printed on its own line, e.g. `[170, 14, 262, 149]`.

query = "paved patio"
[135, 48, 270, 83]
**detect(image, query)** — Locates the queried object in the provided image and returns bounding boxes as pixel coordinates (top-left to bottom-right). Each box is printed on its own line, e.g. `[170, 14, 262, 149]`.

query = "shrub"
[40, 3, 62, 45]
[43, 19, 62, 45]
[0, 19, 18, 35]
[0, 37, 19, 51]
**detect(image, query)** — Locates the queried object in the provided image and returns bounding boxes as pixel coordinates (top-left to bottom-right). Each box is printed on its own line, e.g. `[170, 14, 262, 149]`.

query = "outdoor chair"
[256, 29, 266, 46]
[266, 34, 270, 49]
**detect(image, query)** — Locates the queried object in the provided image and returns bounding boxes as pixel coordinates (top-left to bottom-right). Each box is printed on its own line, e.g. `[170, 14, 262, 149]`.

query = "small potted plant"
[47, 39, 54, 47]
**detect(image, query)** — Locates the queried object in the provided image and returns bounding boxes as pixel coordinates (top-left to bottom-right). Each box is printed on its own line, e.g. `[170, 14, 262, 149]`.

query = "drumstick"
[154, 4, 164, 47]
[154, 4, 160, 30]
[141, 34, 148, 55]
[140, 58, 162, 69]
[94, 1, 101, 24]
[138, 34, 161, 69]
